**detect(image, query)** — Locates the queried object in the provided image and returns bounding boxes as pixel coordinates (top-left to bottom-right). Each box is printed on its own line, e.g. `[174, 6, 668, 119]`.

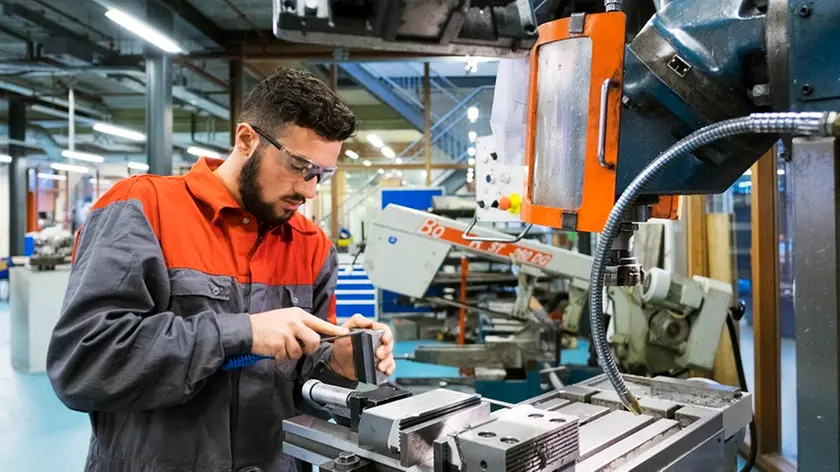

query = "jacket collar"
[184, 157, 317, 235]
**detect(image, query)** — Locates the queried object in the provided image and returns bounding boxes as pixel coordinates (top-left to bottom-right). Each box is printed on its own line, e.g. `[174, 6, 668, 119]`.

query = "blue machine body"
[616, 0, 775, 197]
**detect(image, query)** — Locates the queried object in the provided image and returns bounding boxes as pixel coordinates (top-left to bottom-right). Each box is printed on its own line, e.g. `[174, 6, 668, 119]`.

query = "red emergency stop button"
[499, 196, 511, 211]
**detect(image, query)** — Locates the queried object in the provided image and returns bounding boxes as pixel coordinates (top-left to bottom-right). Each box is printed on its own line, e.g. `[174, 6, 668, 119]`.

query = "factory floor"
[0, 301, 792, 470]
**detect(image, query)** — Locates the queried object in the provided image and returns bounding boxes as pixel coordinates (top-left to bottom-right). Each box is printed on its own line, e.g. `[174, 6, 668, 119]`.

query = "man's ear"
[235, 124, 258, 157]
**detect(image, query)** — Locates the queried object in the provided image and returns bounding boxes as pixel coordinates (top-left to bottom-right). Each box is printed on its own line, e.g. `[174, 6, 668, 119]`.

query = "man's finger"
[372, 322, 393, 344]
[285, 335, 303, 360]
[295, 324, 321, 355]
[300, 311, 349, 336]
[344, 313, 373, 329]
[378, 358, 395, 374]
[273, 343, 288, 363]
[376, 344, 393, 360]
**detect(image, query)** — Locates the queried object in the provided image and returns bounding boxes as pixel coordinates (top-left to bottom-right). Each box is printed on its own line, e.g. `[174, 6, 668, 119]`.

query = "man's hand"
[330, 314, 396, 380]
[250, 308, 349, 361]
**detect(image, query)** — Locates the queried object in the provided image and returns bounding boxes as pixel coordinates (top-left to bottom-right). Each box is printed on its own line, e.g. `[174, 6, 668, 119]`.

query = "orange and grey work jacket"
[47, 157, 340, 472]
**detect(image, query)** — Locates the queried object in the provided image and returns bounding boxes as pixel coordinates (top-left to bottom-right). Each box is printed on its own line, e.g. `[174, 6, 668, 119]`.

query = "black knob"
[491, 200, 499, 208]
[478, 201, 486, 208]
[729, 299, 747, 321]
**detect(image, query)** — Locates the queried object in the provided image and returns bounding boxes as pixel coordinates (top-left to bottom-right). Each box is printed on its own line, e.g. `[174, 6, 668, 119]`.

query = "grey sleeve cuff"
[217, 312, 252, 356]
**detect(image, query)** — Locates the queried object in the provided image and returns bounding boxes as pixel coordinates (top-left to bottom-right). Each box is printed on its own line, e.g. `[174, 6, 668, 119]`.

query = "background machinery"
[274, 0, 840, 470]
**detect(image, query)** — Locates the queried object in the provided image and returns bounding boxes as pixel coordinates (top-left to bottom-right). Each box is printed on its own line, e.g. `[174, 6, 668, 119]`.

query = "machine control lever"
[461, 215, 533, 242]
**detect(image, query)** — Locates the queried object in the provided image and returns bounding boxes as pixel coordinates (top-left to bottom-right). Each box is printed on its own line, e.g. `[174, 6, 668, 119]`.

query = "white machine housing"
[475, 135, 526, 223]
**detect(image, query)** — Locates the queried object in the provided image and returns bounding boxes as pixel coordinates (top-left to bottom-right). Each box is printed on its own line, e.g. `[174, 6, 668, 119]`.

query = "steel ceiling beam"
[147, 0, 228, 47]
[0, 1, 114, 58]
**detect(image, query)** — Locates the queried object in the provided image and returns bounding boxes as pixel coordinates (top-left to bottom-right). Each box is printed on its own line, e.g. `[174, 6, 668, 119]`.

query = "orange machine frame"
[521, 12, 627, 233]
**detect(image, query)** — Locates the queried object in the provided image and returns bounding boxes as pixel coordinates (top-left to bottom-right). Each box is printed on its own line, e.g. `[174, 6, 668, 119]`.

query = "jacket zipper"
[231, 229, 266, 471]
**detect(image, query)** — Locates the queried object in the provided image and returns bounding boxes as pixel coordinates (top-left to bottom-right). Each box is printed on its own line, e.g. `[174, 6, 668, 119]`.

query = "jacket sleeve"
[297, 243, 339, 382]
[47, 179, 252, 412]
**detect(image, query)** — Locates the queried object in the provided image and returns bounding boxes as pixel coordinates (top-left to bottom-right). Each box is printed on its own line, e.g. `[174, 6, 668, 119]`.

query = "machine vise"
[285, 374, 751, 471]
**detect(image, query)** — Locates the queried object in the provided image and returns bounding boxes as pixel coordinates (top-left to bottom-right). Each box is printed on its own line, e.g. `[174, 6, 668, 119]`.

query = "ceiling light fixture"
[0, 154, 11, 163]
[377, 168, 385, 175]
[467, 106, 479, 122]
[127, 161, 150, 171]
[345, 150, 359, 160]
[187, 146, 222, 159]
[363, 160, 372, 167]
[395, 157, 403, 164]
[105, 8, 183, 54]
[93, 122, 146, 141]
[468, 158, 476, 166]
[62, 150, 104, 163]
[366, 134, 384, 148]
[51, 162, 90, 174]
[38, 173, 67, 181]
[468, 131, 477, 142]
[467, 147, 476, 157]
[381, 146, 395, 159]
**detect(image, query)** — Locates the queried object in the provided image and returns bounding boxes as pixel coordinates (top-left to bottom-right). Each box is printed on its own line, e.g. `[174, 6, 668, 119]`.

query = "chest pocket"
[283, 285, 313, 311]
[168, 269, 236, 316]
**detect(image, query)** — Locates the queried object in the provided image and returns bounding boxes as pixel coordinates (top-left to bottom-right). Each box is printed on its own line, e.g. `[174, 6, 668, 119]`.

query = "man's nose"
[295, 177, 318, 199]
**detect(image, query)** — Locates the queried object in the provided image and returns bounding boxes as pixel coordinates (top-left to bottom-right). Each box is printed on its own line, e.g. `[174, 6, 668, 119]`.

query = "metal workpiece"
[351, 330, 388, 386]
[284, 374, 752, 471]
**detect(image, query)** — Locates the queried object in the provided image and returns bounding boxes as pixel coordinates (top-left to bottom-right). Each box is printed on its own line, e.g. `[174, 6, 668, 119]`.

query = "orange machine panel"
[521, 12, 626, 232]
[650, 195, 680, 220]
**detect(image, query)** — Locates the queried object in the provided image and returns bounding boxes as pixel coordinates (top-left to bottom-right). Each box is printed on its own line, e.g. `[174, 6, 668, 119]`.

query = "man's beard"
[239, 147, 305, 226]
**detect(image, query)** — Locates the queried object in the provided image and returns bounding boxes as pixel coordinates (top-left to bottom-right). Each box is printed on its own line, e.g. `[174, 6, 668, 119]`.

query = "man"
[47, 68, 396, 472]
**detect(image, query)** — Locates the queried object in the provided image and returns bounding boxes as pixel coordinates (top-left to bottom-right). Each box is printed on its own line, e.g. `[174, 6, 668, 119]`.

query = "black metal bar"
[8, 100, 27, 256]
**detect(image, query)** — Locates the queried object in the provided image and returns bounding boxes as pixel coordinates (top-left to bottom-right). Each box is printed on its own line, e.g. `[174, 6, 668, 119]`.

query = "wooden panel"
[707, 213, 738, 387]
[751, 150, 781, 454]
[684, 195, 708, 277]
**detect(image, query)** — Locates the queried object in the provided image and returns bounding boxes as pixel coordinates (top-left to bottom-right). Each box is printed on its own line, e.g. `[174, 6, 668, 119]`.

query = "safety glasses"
[250, 125, 337, 183]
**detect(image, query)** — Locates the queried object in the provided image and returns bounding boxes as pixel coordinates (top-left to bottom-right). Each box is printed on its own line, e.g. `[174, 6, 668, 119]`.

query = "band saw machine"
[364, 204, 733, 378]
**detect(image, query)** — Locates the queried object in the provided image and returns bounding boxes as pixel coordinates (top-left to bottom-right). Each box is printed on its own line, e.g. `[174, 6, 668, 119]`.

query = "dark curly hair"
[239, 68, 356, 141]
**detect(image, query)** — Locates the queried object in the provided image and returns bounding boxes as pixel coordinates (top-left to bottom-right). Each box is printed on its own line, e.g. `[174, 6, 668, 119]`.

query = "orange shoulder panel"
[92, 175, 164, 238]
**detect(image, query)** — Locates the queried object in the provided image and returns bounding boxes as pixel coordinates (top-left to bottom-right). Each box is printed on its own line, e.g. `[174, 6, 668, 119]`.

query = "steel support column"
[145, 3, 174, 176]
[792, 137, 840, 472]
[229, 59, 245, 146]
[329, 65, 340, 240]
[8, 100, 27, 256]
